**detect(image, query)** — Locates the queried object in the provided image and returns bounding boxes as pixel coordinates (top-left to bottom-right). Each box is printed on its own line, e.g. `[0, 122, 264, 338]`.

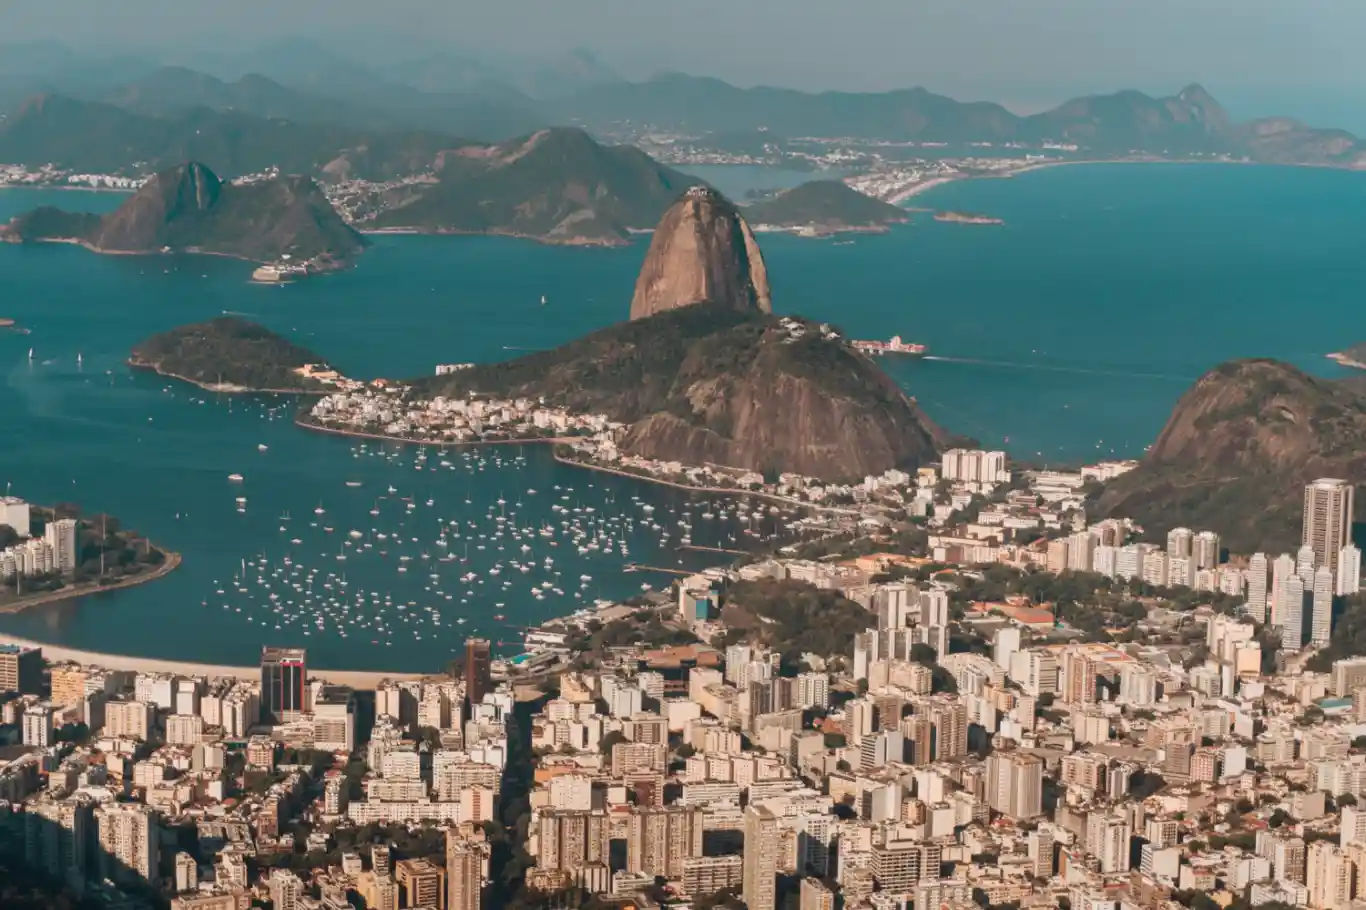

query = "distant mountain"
[368, 127, 698, 244]
[1094, 359, 1366, 553]
[0, 95, 455, 179]
[559, 74, 1366, 165]
[521, 49, 625, 100]
[743, 181, 909, 231]
[96, 68, 363, 125]
[1, 162, 365, 270]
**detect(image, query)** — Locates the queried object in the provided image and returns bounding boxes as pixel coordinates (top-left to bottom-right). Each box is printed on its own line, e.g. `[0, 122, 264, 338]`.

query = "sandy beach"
[0, 631, 425, 688]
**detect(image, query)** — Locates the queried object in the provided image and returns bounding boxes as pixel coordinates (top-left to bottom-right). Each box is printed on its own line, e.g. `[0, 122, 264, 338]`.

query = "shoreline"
[1327, 352, 1366, 370]
[127, 358, 329, 396]
[551, 453, 861, 516]
[294, 415, 582, 448]
[358, 225, 633, 248]
[0, 548, 182, 615]
[0, 630, 425, 686]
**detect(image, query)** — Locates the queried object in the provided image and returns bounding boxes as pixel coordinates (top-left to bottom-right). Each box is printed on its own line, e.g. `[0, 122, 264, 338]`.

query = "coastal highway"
[0, 633, 425, 689]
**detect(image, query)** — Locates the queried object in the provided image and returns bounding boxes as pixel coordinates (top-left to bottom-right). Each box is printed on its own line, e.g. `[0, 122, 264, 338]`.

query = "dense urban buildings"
[3, 444, 1366, 910]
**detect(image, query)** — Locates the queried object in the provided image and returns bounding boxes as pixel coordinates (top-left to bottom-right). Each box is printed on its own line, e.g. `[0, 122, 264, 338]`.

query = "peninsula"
[0, 501, 177, 613]
[743, 180, 909, 234]
[0, 162, 365, 273]
[129, 317, 348, 394]
[309, 186, 948, 482]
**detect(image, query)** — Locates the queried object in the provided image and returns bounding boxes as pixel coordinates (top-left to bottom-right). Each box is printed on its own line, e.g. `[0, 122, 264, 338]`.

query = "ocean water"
[1, 162, 1364, 668]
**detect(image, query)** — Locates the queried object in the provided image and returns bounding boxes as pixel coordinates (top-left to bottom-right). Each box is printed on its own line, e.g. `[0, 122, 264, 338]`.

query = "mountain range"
[2, 44, 1364, 172]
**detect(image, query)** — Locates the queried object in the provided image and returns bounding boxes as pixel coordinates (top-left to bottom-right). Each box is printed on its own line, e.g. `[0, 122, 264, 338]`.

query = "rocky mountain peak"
[628, 186, 773, 321]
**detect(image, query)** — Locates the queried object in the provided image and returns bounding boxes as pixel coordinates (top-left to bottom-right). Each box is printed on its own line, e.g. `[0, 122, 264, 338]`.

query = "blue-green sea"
[1, 162, 1364, 670]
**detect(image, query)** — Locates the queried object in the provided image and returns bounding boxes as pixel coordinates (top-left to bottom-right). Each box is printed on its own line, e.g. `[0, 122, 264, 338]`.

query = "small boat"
[258, 444, 269, 452]
[228, 474, 244, 482]
[345, 481, 362, 488]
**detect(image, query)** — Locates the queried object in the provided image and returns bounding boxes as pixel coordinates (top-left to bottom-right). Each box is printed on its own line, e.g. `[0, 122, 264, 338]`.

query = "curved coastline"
[128, 357, 329, 396]
[0, 548, 182, 615]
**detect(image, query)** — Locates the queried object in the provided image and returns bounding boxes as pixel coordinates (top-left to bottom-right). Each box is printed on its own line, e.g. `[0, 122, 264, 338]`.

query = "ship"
[851, 335, 928, 357]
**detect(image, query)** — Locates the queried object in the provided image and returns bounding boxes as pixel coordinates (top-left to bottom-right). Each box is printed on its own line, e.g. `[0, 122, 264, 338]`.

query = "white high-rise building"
[1338, 545, 1361, 597]
[1312, 567, 1336, 648]
[1086, 813, 1133, 874]
[993, 627, 1021, 671]
[1271, 554, 1296, 627]
[1115, 545, 1143, 581]
[1280, 575, 1306, 650]
[1166, 527, 1193, 560]
[1141, 550, 1168, 588]
[22, 703, 53, 748]
[1304, 479, 1355, 575]
[985, 751, 1044, 820]
[269, 869, 304, 910]
[1094, 545, 1118, 579]
[1247, 553, 1269, 624]
[1067, 532, 1095, 572]
[1298, 545, 1318, 583]
[1193, 531, 1221, 570]
[1306, 840, 1350, 910]
[43, 519, 79, 574]
[0, 497, 31, 536]
[1167, 557, 1192, 589]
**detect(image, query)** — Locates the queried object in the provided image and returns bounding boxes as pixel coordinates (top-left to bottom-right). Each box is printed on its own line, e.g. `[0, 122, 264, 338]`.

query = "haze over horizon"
[4, 0, 1366, 128]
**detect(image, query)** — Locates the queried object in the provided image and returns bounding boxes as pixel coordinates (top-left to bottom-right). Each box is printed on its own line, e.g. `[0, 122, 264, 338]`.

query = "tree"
[599, 731, 627, 756]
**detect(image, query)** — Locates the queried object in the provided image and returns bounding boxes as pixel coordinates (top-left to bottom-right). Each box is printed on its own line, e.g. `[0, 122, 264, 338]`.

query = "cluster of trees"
[1305, 592, 1366, 672]
[719, 578, 871, 662]
[131, 317, 331, 391]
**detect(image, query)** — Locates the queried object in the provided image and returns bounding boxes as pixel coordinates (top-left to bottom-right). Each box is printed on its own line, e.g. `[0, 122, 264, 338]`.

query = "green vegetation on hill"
[417, 303, 943, 480]
[129, 317, 332, 392]
[369, 127, 698, 244]
[0, 94, 456, 179]
[744, 180, 908, 230]
[1094, 359, 1366, 554]
[3, 162, 365, 269]
[718, 578, 872, 662]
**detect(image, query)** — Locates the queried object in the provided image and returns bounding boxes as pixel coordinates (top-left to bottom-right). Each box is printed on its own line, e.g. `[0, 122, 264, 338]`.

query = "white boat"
[258, 444, 269, 452]
[228, 474, 244, 482]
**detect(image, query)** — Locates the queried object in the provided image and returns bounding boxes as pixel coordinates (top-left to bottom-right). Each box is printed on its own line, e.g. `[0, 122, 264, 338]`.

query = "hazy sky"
[5, 0, 1365, 116]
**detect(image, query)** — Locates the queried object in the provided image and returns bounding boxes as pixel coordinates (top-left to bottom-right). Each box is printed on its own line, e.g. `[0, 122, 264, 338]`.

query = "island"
[129, 317, 353, 394]
[934, 211, 1005, 225]
[742, 180, 909, 235]
[0, 502, 178, 613]
[0, 162, 366, 275]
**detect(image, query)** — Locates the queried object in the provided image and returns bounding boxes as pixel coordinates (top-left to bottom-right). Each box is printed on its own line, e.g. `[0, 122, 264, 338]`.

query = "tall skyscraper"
[95, 803, 159, 887]
[1306, 841, 1349, 910]
[43, 518, 79, 574]
[1338, 544, 1362, 597]
[1193, 531, 1221, 570]
[1298, 545, 1319, 583]
[985, 751, 1044, 820]
[1166, 527, 1193, 560]
[742, 805, 779, 910]
[1312, 567, 1336, 648]
[1247, 553, 1269, 623]
[447, 836, 485, 910]
[1271, 554, 1297, 627]
[1279, 575, 1306, 650]
[260, 647, 306, 725]
[1086, 812, 1133, 873]
[26, 795, 91, 887]
[0, 643, 42, 695]
[627, 806, 703, 879]
[1304, 479, 1355, 574]
[465, 638, 492, 706]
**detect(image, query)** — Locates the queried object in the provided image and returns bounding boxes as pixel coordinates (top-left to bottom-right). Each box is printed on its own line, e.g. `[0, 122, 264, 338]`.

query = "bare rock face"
[629, 186, 772, 321]
[1096, 358, 1366, 553]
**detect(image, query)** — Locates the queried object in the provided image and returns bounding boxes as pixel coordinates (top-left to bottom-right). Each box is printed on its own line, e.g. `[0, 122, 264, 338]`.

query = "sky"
[4, 0, 1365, 122]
